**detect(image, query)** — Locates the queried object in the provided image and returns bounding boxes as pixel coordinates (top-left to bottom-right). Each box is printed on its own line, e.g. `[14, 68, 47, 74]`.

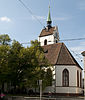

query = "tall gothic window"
[44, 39, 47, 45]
[77, 70, 79, 87]
[62, 69, 69, 87]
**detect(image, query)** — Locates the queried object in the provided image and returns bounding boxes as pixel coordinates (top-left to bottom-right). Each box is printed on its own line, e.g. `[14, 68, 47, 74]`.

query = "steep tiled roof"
[39, 27, 55, 37]
[42, 43, 82, 69]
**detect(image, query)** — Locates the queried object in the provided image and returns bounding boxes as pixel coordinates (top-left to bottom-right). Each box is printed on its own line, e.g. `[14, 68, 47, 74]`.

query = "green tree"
[23, 40, 51, 90]
[0, 34, 11, 45]
[0, 34, 11, 91]
[8, 40, 23, 89]
[0, 45, 11, 91]
[0, 35, 52, 93]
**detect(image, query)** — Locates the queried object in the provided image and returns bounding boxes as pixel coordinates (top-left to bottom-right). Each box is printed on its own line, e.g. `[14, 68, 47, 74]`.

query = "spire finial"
[49, 5, 50, 9]
[47, 4, 52, 28]
[49, 0, 50, 9]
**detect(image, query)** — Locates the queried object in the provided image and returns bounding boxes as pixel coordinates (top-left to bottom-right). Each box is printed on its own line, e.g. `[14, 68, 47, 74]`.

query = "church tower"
[38, 5, 83, 96]
[38, 7, 59, 46]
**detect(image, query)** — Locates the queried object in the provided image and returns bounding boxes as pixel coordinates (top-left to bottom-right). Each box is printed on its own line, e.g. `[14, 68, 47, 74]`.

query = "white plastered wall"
[83, 56, 85, 95]
[55, 65, 82, 94]
[38, 35, 55, 46]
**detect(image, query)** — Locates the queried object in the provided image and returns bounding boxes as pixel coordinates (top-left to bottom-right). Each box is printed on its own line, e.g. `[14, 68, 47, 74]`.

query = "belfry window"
[62, 69, 69, 87]
[44, 39, 47, 45]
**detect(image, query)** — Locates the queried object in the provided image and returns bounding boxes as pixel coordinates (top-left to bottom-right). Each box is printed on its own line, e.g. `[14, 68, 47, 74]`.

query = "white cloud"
[0, 16, 11, 22]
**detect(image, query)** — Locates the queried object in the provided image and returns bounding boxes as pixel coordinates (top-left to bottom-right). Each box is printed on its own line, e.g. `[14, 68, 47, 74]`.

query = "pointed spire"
[47, 6, 51, 22]
[47, 5, 52, 28]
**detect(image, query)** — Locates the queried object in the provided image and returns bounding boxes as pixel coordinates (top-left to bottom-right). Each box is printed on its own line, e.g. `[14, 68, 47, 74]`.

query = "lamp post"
[39, 80, 42, 100]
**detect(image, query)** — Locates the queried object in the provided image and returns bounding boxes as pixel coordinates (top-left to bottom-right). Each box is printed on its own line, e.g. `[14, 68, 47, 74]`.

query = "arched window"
[77, 70, 79, 87]
[44, 39, 47, 45]
[62, 69, 69, 87]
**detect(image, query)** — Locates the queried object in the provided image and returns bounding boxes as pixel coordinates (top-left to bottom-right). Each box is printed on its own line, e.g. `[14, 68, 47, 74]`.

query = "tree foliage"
[0, 34, 11, 45]
[0, 34, 52, 93]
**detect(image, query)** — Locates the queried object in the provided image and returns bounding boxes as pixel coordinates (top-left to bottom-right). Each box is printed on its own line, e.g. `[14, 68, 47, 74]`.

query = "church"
[38, 7, 83, 96]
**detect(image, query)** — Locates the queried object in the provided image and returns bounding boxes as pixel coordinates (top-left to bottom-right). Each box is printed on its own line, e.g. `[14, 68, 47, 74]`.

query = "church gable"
[56, 43, 77, 65]
[56, 43, 82, 69]
[42, 43, 82, 70]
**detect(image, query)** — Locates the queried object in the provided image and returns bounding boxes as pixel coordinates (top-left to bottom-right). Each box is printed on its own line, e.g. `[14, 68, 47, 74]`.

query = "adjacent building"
[81, 51, 85, 96]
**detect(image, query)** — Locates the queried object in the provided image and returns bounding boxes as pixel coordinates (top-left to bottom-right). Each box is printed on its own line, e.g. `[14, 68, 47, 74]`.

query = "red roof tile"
[39, 27, 55, 37]
[42, 43, 82, 69]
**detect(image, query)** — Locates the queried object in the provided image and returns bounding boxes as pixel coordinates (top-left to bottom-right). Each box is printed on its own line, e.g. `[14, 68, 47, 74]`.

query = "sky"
[0, 0, 85, 69]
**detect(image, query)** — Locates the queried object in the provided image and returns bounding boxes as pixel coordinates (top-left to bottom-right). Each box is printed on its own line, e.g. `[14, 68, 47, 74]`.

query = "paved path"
[7, 96, 85, 100]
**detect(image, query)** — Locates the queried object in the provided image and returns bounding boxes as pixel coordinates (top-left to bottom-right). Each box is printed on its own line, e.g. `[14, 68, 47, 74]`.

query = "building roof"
[39, 27, 55, 37]
[42, 43, 82, 69]
[81, 51, 85, 56]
